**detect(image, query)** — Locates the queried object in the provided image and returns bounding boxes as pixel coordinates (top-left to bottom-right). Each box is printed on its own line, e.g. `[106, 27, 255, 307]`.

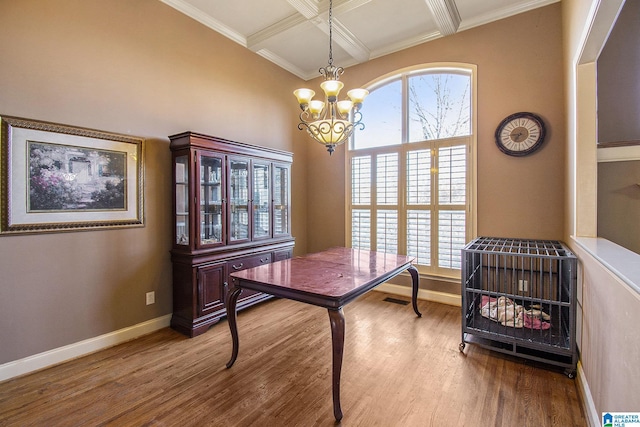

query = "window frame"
[345, 63, 478, 280]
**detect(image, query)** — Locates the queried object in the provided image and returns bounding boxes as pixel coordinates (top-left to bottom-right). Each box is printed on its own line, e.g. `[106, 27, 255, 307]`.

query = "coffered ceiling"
[160, 0, 559, 80]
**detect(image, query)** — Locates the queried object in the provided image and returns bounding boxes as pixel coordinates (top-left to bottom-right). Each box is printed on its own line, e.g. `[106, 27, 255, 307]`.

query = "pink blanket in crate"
[480, 296, 551, 330]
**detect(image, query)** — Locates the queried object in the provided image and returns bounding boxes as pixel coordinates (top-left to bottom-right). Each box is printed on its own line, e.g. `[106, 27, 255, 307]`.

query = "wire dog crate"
[460, 237, 578, 377]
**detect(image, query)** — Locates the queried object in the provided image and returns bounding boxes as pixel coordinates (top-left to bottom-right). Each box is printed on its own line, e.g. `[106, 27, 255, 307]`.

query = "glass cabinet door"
[199, 153, 224, 246]
[229, 158, 250, 242]
[273, 163, 290, 236]
[175, 155, 190, 245]
[252, 162, 271, 239]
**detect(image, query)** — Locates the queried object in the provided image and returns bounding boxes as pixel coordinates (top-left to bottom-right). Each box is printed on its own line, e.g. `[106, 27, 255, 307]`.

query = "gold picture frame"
[0, 115, 144, 234]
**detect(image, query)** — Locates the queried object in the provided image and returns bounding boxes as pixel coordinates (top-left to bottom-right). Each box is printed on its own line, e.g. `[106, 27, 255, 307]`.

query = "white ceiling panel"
[338, 0, 438, 53]
[160, 0, 560, 80]
[255, 19, 353, 79]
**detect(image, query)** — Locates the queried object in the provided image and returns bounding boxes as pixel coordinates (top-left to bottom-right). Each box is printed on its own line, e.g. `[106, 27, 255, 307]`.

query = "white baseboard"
[0, 314, 172, 383]
[577, 361, 600, 427]
[375, 283, 462, 307]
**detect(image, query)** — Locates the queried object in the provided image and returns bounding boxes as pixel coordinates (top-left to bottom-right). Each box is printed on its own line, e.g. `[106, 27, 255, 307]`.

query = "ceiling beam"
[250, 0, 371, 64]
[423, 0, 461, 36]
[320, 18, 370, 63]
[333, 0, 373, 15]
[286, 0, 319, 19]
[287, 0, 372, 19]
[246, 13, 307, 51]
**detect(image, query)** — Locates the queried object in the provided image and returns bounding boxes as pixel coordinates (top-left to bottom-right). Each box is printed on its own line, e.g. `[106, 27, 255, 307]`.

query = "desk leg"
[225, 282, 243, 369]
[328, 308, 345, 422]
[408, 265, 422, 317]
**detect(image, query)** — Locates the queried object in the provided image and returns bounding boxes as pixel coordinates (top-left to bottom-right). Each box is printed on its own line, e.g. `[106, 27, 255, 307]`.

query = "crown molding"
[460, 0, 560, 32]
[159, 0, 247, 46]
[370, 30, 442, 60]
[255, 49, 311, 80]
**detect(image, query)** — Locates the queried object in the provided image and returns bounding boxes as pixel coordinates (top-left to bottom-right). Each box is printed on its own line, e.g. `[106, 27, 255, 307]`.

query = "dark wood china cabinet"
[170, 132, 294, 337]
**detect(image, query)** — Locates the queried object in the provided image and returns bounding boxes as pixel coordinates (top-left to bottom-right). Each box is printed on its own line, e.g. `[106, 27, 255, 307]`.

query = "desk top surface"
[230, 247, 415, 306]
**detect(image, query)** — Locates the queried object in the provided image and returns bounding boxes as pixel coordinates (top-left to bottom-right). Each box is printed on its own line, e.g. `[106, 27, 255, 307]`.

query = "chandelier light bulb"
[308, 100, 325, 117]
[347, 88, 369, 107]
[320, 80, 344, 100]
[336, 100, 353, 116]
[294, 88, 315, 108]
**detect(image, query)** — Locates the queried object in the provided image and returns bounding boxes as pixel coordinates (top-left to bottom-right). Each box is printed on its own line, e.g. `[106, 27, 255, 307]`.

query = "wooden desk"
[225, 247, 422, 421]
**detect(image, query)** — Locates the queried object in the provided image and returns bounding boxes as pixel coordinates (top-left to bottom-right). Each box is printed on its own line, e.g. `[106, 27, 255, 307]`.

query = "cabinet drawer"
[227, 252, 272, 273]
[227, 252, 272, 301]
[273, 248, 293, 262]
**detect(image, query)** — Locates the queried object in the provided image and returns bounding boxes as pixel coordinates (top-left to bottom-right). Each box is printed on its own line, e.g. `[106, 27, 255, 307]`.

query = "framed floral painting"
[0, 116, 144, 234]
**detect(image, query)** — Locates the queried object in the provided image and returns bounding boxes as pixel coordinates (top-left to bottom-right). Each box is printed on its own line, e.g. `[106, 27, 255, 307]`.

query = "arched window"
[347, 64, 477, 279]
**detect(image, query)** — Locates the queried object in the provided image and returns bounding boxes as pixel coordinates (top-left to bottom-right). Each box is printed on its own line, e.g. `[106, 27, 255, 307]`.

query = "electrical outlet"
[518, 280, 528, 292]
[146, 291, 155, 305]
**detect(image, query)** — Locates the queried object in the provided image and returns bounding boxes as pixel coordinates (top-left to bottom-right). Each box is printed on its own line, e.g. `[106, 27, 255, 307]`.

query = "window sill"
[571, 236, 640, 295]
[397, 269, 460, 284]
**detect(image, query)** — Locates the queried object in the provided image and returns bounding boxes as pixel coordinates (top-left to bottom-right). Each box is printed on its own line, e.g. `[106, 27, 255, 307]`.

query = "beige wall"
[0, 0, 308, 364]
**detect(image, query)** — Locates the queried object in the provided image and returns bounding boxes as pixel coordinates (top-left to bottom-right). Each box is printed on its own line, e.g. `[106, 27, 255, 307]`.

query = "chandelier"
[294, 0, 369, 155]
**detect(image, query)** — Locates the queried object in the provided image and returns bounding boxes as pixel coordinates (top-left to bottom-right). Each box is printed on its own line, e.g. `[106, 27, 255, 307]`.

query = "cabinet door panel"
[229, 158, 251, 243]
[174, 154, 190, 246]
[198, 152, 225, 248]
[197, 263, 226, 316]
[252, 161, 271, 239]
[273, 163, 291, 237]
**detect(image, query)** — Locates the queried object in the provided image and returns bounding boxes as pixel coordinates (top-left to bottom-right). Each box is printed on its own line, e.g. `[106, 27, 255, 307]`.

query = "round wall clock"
[494, 112, 546, 156]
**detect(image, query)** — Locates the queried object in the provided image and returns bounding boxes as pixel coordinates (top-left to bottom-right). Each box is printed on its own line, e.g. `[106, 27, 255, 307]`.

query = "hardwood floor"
[0, 292, 586, 426]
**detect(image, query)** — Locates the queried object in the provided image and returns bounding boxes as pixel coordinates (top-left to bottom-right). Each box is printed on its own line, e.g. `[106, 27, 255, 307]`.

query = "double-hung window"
[347, 64, 476, 279]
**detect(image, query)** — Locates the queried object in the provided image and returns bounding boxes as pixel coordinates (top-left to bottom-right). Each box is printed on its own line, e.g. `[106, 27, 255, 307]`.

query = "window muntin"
[347, 65, 474, 278]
